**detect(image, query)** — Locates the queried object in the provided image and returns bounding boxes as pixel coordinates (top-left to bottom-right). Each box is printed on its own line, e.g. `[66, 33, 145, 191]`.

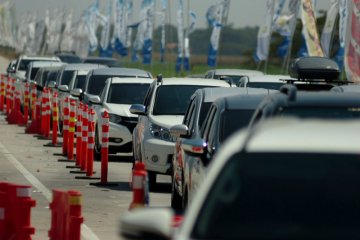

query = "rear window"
[107, 83, 150, 104]
[60, 70, 76, 86]
[193, 152, 360, 240]
[280, 107, 360, 119]
[220, 109, 255, 142]
[153, 85, 210, 115]
[58, 55, 82, 63]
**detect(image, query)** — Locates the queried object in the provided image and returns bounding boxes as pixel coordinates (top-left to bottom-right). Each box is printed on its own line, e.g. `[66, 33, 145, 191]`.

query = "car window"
[192, 152, 360, 240]
[246, 82, 284, 90]
[152, 85, 209, 115]
[60, 70, 76, 86]
[202, 106, 217, 141]
[73, 75, 87, 90]
[87, 75, 111, 96]
[30, 67, 40, 80]
[107, 83, 150, 105]
[183, 98, 196, 126]
[220, 109, 255, 142]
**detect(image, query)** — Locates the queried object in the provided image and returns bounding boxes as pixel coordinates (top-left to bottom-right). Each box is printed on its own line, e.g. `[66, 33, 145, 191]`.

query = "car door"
[188, 105, 218, 203]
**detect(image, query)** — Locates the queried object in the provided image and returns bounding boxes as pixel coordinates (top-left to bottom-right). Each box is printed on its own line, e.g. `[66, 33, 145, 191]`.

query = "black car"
[83, 57, 120, 67]
[55, 51, 82, 63]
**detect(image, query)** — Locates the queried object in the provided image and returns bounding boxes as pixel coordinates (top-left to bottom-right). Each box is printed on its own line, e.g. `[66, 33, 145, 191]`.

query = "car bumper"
[143, 138, 174, 175]
[106, 122, 133, 153]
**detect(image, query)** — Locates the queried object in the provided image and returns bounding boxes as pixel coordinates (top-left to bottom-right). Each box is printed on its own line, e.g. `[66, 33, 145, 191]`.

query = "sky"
[7, 0, 331, 29]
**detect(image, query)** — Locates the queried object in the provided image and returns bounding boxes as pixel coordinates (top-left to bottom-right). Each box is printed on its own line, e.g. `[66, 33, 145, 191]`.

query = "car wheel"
[171, 177, 183, 211]
[94, 125, 101, 161]
[148, 171, 157, 191]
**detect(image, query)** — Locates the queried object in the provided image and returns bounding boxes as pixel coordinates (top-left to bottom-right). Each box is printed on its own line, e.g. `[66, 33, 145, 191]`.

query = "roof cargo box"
[289, 57, 340, 81]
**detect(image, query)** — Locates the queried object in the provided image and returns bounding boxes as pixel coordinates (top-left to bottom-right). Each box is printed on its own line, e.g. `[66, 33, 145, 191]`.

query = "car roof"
[248, 74, 294, 82]
[216, 93, 268, 110]
[61, 63, 106, 71]
[268, 91, 360, 107]
[245, 118, 360, 153]
[199, 87, 274, 102]
[212, 69, 264, 76]
[159, 78, 230, 86]
[19, 55, 60, 61]
[90, 67, 152, 78]
[38, 66, 63, 71]
[109, 77, 154, 84]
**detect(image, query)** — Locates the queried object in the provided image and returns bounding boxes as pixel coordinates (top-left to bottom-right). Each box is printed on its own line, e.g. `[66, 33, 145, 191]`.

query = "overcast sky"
[7, 0, 331, 28]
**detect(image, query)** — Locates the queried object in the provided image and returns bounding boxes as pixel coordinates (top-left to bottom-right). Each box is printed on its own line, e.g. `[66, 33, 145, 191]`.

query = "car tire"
[148, 171, 157, 191]
[94, 125, 101, 161]
[171, 178, 183, 211]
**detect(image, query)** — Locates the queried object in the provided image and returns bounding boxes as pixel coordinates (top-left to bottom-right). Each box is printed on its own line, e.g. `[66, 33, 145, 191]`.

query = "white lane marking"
[0, 142, 100, 240]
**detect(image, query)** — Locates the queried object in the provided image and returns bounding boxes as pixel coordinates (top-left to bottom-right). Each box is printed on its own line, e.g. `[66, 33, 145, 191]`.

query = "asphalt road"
[0, 56, 171, 240]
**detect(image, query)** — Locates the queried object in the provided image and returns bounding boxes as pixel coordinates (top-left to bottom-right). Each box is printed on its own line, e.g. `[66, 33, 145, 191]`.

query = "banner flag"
[184, 11, 197, 71]
[100, 0, 112, 57]
[300, 0, 324, 57]
[73, 13, 90, 58]
[344, 0, 360, 82]
[176, 0, 184, 72]
[160, 0, 168, 63]
[60, 10, 74, 52]
[254, 0, 275, 62]
[335, 0, 350, 69]
[320, 0, 339, 57]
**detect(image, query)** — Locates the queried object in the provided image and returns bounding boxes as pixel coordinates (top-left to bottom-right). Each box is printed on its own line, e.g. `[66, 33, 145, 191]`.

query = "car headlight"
[149, 123, 175, 142]
[108, 113, 122, 124]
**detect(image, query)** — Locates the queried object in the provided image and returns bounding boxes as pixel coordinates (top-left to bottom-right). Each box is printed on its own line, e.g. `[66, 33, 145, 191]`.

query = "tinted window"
[247, 82, 284, 90]
[220, 109, 255, 142]
[107, 83, 150, 104]
[193, 152, 360, 240]
[60, 70, 76, 86]
[87, 75, 111, 95]
[74, 75, 87, 90]
[199, 102, 212, 127]
[281, 107, 360, 119]
[153, 85, 209, 115]
[30, 67, 40, 80]
[18, 60, 32, 71]
[58, 55, 82, 63]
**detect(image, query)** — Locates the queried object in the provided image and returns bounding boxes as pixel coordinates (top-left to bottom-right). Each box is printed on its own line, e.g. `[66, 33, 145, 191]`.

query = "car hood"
[149, 115, 184, 129]
[104, 103, 136, 118]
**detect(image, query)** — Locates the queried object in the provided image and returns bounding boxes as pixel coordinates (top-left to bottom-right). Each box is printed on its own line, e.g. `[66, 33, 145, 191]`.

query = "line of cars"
[119, 56, 360, 239]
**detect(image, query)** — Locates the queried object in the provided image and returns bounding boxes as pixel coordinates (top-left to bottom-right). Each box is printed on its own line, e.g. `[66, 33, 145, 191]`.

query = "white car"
[130, 77, 230, 189]
[89, 77, 153, 158]
[121, 117, 360, 239]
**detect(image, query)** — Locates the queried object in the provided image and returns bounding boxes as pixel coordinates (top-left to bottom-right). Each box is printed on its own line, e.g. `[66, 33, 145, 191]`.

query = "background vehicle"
[204, 68, 264, 86]
[81, 67, 152, 105]
[121, 118, 360, 240]
[130, 77, 230, 189]
[170, 87, 271, 209]
[54, 51, 82, 63]
[26, 61, 64, 85]
[90, 77, 153, 159]
[82, 57, 121, 67]
[34, 66, 63, 93]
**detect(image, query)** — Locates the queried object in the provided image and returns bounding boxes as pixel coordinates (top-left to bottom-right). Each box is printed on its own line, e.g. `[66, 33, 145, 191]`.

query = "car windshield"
[107, 83, 150, 104]
[192, 152, 360, 240]
[247, 82, 284, 90]
[18, 59, 57, 71]
[74, 75, 87, 90]
[60, 70, 76, 86]
[153, 85, 210, 115]
[280, 107, 360, 119]
[220, 109, 255, 142]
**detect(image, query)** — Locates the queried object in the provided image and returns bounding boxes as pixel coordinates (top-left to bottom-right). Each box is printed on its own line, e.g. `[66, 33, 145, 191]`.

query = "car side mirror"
[58, 85, 69, 92]
[89, 95, 101, 105]
[170, 124, 189, 138]
[130, 104, 146, 116]
[70, 88, 83, 98]
[182, 138, 206, 157]
[47, 81, 57, 89]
